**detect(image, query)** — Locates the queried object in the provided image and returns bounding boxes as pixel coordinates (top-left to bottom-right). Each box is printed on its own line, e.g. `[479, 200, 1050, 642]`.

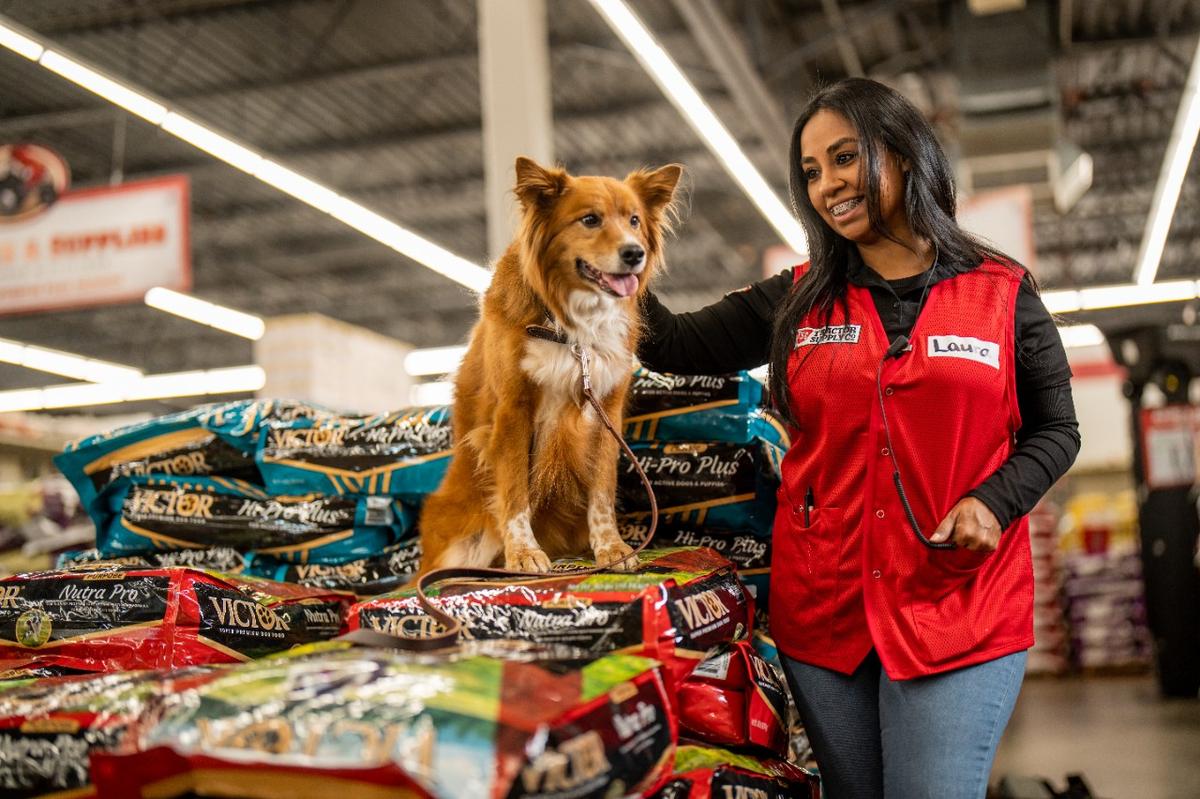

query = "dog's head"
[512, 157, 682, 314]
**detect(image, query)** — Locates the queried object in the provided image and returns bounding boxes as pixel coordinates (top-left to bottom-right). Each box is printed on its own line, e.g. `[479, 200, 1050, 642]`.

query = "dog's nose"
[619, 244, 645, 269]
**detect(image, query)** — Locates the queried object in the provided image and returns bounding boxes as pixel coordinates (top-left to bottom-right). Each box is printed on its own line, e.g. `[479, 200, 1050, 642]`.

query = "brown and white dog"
[415, 157, 682, 576]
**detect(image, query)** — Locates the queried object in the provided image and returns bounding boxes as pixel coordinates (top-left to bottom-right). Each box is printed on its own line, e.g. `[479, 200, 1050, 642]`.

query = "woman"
[638, 78, 1081, 798]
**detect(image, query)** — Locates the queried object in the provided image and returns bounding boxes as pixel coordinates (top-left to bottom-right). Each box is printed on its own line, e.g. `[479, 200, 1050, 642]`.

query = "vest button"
[872, 569, 882, 579]
[875, 509, 885, 519]
[881, 447, 890, 456]
[884, 387, 895, 396]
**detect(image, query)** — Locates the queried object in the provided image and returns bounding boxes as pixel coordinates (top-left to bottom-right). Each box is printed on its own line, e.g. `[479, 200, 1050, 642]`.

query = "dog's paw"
[593, 540, 637, 572]
[507, 547, 552, 573]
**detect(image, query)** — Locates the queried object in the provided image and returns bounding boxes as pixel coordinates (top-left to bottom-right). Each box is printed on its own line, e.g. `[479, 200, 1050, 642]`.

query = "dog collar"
[525, 312, 568, 345]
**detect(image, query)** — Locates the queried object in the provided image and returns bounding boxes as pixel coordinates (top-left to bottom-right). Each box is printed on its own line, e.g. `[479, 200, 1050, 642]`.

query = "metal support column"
[478, 0, 554, 262]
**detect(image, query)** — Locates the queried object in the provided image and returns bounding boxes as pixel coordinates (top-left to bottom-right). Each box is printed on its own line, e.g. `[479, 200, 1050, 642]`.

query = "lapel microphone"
[885, 334, 910, 359]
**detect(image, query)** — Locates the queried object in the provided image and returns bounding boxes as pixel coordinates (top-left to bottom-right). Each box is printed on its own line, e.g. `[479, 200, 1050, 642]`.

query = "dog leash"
[347, 323, 659, 652]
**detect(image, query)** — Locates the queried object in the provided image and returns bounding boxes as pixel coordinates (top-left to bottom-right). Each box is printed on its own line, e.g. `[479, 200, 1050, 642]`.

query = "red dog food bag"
[92, 647, 677, 799]
[0, 668, 216, 799]
[678, 640, 790, 757]
[650, 744, 821, 799]
[0, 566, 352, 674]
[345, 547, 753, 691]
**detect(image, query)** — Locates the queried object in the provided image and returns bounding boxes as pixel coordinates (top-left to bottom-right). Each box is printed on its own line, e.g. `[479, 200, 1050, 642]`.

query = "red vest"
[768, 259, 1034, 679]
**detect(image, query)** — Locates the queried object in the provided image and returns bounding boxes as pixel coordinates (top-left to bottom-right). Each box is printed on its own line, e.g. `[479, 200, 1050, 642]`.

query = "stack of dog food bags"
[51, 400, 454, 596]
[1, 642, 686, 798]
[617, 368, 820, 774]
[619, 368, 787, 621]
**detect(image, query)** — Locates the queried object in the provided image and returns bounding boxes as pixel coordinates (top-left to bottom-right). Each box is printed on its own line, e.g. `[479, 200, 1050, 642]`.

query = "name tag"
[927, 335, 1000, 369]
[794, 324, 861, 348]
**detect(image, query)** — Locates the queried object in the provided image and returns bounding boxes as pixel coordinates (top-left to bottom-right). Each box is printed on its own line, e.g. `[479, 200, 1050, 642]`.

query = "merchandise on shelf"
[346, 547, 753, 692]
[0, 565, 352, 674]
[1026, 500, 1068, 675]
[1059, 491, 1152, 671]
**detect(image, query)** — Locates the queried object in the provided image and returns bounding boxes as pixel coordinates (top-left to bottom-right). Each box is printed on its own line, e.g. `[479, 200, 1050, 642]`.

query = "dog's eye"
[581, 214, 602, 228]
[630, 214, 640, 229]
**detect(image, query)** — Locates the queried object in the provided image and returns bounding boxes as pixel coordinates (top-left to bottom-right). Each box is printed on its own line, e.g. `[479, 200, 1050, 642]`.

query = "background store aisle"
[992, 674, 1200, 798]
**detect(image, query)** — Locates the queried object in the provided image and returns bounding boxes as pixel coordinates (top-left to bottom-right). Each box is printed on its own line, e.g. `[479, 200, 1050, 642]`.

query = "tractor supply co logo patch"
[794, 324, 861, 348]
[927, 335, 1000, 369]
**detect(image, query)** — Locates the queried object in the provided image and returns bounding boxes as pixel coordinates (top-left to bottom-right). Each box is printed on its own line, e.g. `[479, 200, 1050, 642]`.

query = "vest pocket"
[770, 505, 842, 647]
[907, 549, 991, 664]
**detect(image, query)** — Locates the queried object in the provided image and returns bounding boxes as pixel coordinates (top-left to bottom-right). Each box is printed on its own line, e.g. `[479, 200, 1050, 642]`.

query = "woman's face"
[799, 108, 908, 245]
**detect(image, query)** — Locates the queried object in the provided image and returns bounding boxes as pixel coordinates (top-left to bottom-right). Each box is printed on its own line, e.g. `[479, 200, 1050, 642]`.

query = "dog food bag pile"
[54, 399, 342, 511]
[0, 564, 353, 674]
[52, 401, 438, 593]
[256, 406, 453, 503]
[676, 640, 789, 757]
[650, 744, 820, 799]
[84, 646, 677, 799]
[618, 368, 787, 620]
[624, 369, 789, 447]
[345, 547, 753, 692]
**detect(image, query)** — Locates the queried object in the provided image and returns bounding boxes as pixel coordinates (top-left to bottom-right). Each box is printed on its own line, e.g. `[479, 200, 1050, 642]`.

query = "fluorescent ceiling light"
[0, 15, 491, 294]
[403, 345, 467, 377]
[145, 287, 266, 340]
[1057, 324, 1106, 349]
[1134, 35, 1200, 286]
[39, 51, 168, 124]
[0, 365, 265, 413]
[588, 0, 808, 256]
[160, 112, 265, 175]
[1043, 279, 1200, 313]
[0, 338, 141, 383]
[410, 380, 454, 407]
[0, 22, 43, 60]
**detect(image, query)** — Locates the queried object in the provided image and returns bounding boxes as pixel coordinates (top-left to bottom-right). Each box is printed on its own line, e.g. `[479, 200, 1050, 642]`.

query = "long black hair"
[767, 77, 1024, 426]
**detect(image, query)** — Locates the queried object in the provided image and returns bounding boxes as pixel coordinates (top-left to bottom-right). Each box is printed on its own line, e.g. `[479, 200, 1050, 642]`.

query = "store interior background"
[0, 1, 1197, 796]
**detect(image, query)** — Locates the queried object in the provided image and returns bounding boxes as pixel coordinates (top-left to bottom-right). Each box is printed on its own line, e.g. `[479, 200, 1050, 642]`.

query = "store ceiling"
[0, 0, 1198, 413]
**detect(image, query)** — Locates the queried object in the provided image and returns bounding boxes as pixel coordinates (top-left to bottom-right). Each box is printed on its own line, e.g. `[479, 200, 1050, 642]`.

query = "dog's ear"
[514, 157, 569, 209]
[627, 164, 684, 213]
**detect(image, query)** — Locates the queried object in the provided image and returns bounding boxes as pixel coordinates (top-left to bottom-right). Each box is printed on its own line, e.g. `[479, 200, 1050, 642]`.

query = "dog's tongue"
[602, 272, 639, 297]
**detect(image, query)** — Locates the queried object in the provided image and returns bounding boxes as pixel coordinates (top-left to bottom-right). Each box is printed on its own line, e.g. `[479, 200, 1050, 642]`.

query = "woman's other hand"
[929, 497, 1001, 552]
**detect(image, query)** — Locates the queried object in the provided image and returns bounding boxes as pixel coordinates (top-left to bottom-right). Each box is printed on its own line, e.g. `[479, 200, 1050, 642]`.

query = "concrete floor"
[992, 674, 1200, 799]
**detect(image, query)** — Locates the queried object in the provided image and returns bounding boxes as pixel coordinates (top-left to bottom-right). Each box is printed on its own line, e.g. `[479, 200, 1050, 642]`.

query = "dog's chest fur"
[520, 290, 634, 414]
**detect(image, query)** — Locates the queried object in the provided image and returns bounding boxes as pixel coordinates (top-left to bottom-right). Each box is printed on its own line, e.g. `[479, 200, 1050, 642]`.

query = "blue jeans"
[781, 649, 1027, 799]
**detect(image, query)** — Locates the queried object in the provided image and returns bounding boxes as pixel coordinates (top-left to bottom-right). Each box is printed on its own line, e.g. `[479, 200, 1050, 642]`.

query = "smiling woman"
[637, 77, 1082, 799]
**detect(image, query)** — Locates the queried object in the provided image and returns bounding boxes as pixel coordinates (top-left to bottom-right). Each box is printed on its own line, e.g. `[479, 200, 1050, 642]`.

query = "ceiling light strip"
[587, 0, 809, 255]
[0, 16, 491, 293]
[1133, 35, 1200, 286]
[144, 287, 266, 340]
[0, 338, 141, 383]
[0, 365, 265, 413]
[1042, 279, 1200, 314]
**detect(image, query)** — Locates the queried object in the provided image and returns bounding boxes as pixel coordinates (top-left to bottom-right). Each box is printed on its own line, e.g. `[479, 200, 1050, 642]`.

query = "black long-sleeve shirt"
[638, 251, 1081, 530]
